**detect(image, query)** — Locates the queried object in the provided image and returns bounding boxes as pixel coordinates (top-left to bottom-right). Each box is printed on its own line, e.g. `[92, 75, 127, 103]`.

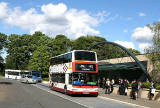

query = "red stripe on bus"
[72, 85, 98, 88]
[67, 90, 98, 95]
[51, 86, 64, 93]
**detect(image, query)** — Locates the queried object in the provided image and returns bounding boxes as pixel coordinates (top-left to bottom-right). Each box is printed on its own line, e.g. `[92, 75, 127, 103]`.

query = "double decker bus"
[49, 50, 98, 96]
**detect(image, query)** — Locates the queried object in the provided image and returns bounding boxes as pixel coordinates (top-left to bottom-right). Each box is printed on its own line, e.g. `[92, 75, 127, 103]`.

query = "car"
[21, 75, 37, 84]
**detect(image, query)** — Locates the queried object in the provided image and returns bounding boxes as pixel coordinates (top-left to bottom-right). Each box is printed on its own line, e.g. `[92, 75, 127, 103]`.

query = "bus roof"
[5, 69, 29, 72]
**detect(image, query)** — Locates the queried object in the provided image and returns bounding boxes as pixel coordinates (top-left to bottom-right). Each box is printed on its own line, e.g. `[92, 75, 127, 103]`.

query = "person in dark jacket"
[102, 77, 106, 89]
[110, 79, 115, 93]
[118, 79, 123, 95]
[131, 80, 138, 100]
[123, 79, 129, 96]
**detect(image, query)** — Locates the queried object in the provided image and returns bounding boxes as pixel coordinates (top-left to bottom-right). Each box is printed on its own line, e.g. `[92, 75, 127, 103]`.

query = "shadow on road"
[0, 82, 12, 85]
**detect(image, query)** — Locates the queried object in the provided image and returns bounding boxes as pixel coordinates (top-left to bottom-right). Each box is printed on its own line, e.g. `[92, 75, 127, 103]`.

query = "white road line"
[98, 96, 150, 108]
[32, 84, 91, 108]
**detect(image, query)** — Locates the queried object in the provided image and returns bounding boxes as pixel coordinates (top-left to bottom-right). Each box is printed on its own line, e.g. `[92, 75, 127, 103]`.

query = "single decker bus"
[49, 50, 98, 96]
[5, 69, 29, 80]
[30, 70, 42, 82]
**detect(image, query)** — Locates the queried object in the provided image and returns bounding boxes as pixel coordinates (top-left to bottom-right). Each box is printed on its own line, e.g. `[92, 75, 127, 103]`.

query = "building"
[98, 54, 153, 81]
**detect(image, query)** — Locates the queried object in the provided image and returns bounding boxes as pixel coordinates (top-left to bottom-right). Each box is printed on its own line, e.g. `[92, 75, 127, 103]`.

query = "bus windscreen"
[32, 71, 41, 77]
[72, 73, 97, 86]
[75, 51, 96, 61]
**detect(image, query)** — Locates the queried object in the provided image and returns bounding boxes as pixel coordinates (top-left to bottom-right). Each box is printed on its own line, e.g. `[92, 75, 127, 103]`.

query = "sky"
[0, 0, 160, 58]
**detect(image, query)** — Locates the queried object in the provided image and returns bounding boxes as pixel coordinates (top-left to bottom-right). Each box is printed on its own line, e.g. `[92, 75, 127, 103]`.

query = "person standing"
[131, 80, 138, 100]
[124, 79, 129, 96]
[149, 82, 156, 100]
[119, 79, 124, 95]
[105, 79, 111, 94]
[118, 78, 122, 95]
[110, 79, 115, 93]
[137, 81, 142, 98]
[102, 77, 106, 89]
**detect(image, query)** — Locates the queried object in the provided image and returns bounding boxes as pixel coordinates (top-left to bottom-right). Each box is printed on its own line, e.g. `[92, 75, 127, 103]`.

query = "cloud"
[0, 2, 9, 19]
[94, 11, 118, 23]
[123, 29, 128, 33]
[114, 40, 135, 49]
[131, 26, 153, 43]
[0, 2, 102, 39]
[139, 43, 152, 52]
[139, 12, 146, 17]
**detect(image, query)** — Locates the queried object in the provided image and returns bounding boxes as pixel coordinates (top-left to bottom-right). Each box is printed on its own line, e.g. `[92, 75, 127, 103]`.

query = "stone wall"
[112, 86, 159, 101]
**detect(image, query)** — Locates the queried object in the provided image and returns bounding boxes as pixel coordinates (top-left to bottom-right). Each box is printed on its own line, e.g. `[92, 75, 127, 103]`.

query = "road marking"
[99, 96, 150, 108]
[32, 84, 90, 108]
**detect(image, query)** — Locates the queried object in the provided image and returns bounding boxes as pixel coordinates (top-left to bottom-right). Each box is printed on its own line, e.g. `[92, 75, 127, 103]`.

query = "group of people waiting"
[98, 78, 156, 100]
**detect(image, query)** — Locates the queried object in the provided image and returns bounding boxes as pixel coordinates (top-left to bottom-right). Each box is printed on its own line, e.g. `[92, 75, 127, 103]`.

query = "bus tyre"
[51, 83, 53, 89]
[93, 94, 98, 97]
[26, 80, 29, 84]
[64, 85, 67, 94]
[51, 83, 53, 87]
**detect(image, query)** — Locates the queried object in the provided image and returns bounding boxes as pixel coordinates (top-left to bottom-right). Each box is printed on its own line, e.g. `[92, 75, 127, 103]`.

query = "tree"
[0, 32, 7, 73]
[145, 22, 160, 82]
[72, 36, 106, 50]
[28, 45, 50, 77]
[5, 31, 47, 70]
[72, 36, 140, 60]
[52, 34, 71, 56]
[0, 33, 7, 62]
[5, 34, 32, 69]
[128, 48, 141, 55]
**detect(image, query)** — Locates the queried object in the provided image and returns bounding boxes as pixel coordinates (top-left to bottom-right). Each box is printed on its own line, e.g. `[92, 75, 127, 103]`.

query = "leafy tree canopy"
[145, 22, 160, 82]
[3, 32, 141, 78]
[28, 45, 50, 76]
[0, 32, 7, 72]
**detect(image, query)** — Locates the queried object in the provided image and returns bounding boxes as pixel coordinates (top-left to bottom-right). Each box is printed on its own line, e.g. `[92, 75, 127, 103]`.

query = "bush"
[142, 82, 160, 90]
[142, 82, 151, 89]
[155, 83, 160, 90]
[128, 83, 132, 87]
[42, 77, 49, 81]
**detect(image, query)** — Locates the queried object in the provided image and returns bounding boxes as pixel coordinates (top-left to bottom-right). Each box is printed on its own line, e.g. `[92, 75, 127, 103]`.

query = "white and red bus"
[49, 50, 98, 96]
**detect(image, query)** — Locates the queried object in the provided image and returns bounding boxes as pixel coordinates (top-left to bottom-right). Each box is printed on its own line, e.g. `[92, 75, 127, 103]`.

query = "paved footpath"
[42, 81, 160, 108]
[41, 81, 160, 108]
[98, 88, 160, 108]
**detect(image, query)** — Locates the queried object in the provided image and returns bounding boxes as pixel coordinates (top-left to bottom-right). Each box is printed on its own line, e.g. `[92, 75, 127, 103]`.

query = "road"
[0, 78, 144, 108]
[0, 78, 85, 108]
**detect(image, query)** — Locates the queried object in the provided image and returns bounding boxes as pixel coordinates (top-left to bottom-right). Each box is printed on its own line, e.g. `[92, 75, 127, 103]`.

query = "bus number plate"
[83, 92, 89, 94]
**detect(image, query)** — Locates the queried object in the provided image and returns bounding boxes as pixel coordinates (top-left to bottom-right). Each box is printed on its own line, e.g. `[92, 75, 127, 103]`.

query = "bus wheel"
[51, 83, 53, 89]
[93, 94, 98, 97]
[64, 85, 67, 94]
[26, 80, 29, 84]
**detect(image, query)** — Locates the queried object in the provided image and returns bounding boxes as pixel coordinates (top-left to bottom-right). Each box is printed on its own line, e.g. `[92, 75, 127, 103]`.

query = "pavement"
[42, 81, 160, 108]
[98, 88, 160, 108]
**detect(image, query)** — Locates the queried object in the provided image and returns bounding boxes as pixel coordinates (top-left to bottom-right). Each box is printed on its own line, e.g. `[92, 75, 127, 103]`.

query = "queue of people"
[98, 78, 156, 100]
[118, 79, 129, 96]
